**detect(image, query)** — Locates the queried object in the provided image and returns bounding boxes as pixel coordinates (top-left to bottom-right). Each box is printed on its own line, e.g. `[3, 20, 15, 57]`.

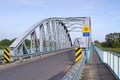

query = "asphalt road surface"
[0, 49, 75, 80]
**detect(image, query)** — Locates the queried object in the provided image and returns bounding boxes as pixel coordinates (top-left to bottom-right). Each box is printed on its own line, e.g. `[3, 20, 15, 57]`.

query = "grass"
[95, 43, 120, 54]
[102, 48, 120, 54]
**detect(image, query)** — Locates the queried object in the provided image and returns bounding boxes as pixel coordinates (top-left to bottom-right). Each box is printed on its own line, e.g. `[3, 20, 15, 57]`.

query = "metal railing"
[62, 54, 86, 80]
[0, 48, 72, 63]
[0, 49, 4, 55]
[94, 46, 120, 80]
[62, 45, 92, 80]
[62, 50, 86, 80]
[0, 53, 39, 63]
[85, 45, 92, 63]
[0, 55, 4, 63]
[0, 49, 4, 63]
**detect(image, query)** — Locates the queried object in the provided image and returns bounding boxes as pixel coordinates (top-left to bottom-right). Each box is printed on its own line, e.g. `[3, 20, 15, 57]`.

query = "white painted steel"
[94, 46, 120, 79]
[10, 17, 91, 58]
[114, 55, 118, 76]
[103, 51, 108, 63]
[0, 49, 4, 55]
[108, 52, 111, 66]
[111, 53, 114, 70]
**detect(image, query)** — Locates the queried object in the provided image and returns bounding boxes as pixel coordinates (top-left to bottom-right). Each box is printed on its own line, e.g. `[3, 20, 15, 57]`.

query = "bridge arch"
[10, 17, 91, 57]
[10, 18, 72, 55]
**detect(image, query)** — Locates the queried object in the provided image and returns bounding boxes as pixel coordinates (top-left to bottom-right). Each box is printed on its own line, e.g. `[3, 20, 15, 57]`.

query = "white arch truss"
[10, 17, 91, 56]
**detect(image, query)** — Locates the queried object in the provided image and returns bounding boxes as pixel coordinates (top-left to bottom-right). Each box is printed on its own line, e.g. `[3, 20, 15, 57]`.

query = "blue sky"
[0, 0, 120, 42]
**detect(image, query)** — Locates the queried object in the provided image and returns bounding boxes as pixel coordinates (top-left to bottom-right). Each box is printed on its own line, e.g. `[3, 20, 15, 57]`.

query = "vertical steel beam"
[51, 20, 56, 50]
[46, 21, 51, 51]
[30, 31, 38, 53]
[40, 24, 43, 52]
[55, 21, 59, 50]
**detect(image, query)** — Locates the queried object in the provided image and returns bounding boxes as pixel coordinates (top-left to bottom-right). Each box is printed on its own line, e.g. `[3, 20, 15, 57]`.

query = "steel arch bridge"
[10, 17, 91, 56]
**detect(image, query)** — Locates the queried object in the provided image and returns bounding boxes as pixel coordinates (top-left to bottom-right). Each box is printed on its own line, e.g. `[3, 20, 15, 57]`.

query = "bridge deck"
[80, 47, 117, 80]
[0, 49, 75, 80]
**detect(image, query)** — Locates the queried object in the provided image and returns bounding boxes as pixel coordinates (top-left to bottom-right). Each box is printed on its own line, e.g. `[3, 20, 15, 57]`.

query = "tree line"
[94, 32, 120, 48]
[0, 39, 15, 48]
[0, 38, 30, 48]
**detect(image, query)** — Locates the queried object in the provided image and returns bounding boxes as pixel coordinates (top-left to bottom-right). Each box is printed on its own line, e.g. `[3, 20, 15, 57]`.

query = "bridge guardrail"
[94, 46, 119, 80]
[0, 49, 4, 55]
[0, 55, 4, 63]
[85, 45, 92, 63]
[10, 53, 41, 62]
[0, 49, 4, 63]
[0, 48, 73, 64]
[62, 56, 86, 80]
[61, 45, 92, 80]
[12, 48, 73, 61]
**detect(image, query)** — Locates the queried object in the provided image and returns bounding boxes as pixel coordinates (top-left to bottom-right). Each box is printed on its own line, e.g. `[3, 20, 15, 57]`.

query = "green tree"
[0, 39, 12, 48]
[105, 32, 120, 48]
[94, 40, 99, 44]
[11, 38, 16, 43]
[25, 39, 30, 47]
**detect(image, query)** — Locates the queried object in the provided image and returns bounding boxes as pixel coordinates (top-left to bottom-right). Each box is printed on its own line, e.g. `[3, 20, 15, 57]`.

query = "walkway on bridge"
[80, 47, 117, 80]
